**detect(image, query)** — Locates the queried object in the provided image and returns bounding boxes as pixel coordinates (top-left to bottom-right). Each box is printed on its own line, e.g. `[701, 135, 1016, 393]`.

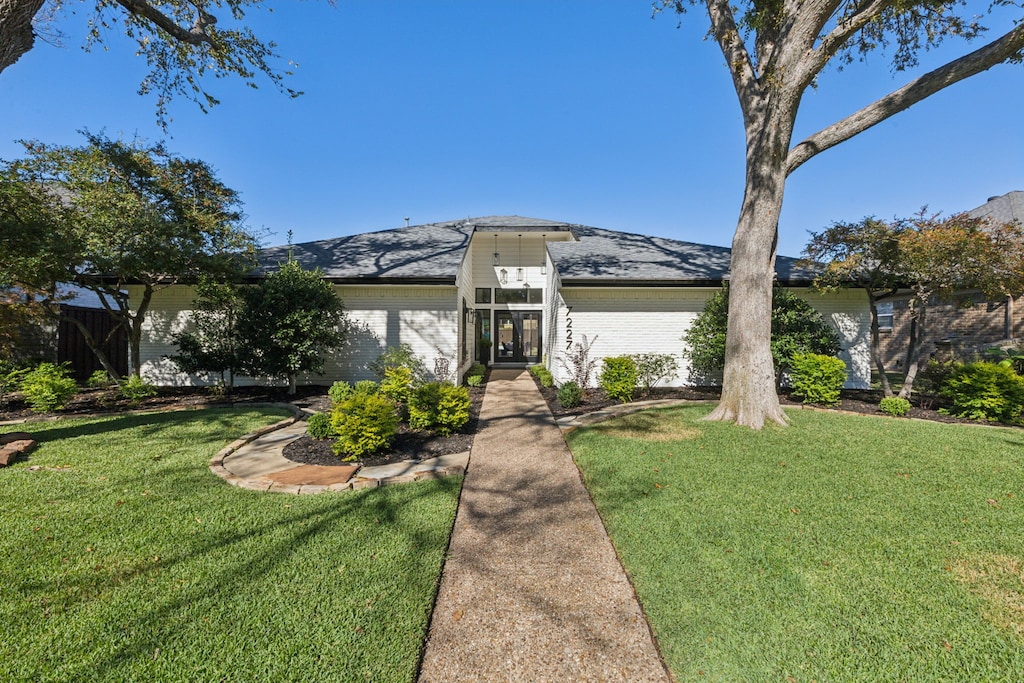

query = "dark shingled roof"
[967, 191, 1024, 226]
[255, 216, 818, 285]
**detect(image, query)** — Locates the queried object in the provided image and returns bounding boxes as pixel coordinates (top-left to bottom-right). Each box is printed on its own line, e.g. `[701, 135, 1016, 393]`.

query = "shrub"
[119, 375, 158, 405]
[86, 370, 114, 389]
[557, 381, 583, 408]
[532, 366, 554, 388]
[559, 334, 598, 389]
[306, 412, 336, 439]
[789, 353, 846, 406]
[354, 380, 379, 396]
[380, 366, 416, 405]
[879, 396, 911, 417]
[369, 344, 427, 382]
[630, 353, 679, 394]
[940, 362, 1024, 424]
[466, 374, 483, 387]
[330, 393, 399, 460]
[0, 360, 28, 405]
[916, 359, 959, 398]
[409, 382, 471, 436]
[20, 362, 78, 413]
[468, 363, 486, 378]
[599, 356, 638, 403]
[328, 380, 353, 405]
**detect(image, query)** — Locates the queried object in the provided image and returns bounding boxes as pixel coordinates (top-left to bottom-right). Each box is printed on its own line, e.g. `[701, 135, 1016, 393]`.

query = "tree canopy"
[0, 0, 298, 127]
[658, 0, 1024, 428]
[0, 131, 259, 377]
[805, 211, 1024, 397]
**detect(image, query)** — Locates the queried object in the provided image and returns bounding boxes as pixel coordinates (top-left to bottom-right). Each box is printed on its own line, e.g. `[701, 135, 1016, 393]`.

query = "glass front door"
[495, 311, 541, 363]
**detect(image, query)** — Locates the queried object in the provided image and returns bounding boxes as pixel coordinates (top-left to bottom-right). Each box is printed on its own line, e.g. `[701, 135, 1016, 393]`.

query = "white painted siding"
[551, 286, 871, 389]
[455, 238, 475, 379]
[133, 284, 458, 387]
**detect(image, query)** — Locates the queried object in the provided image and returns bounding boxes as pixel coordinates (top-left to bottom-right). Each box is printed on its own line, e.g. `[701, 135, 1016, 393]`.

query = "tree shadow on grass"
[13, 475, 462, 681]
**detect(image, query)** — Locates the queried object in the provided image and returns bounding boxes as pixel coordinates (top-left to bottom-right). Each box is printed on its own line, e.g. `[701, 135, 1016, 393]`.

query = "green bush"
[916, 359, 959, 397]
[466, 374, 483, 387]
[940, 362, 1024, 424]
[630, 353, 679, 394]
[789, 353, 846, 406]
[557, 381, 583, 408]
[328, 380, 353, 405]
[354, 380, 379, 396]
[528, 365, 544, 378]
[1, 360, 28, 405]
[306, 412, 336, 440]
[534, 367, 554, 388]
[409, 382, 471, 436]
[380, 365, 416, 405]
[468, 363, 486, 378]
[879, 396, 911, 417]
[330, 393, 399, 460]
[86, 370, 113, 389]
[20, 362, 78, 413]
[119, 375, 157, 404]
[599, 356, 638, 403]
[369, 344, 427, 382]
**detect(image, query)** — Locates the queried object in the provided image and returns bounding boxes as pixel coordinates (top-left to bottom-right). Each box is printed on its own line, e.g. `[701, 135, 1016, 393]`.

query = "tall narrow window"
[877, 301, 894, 331]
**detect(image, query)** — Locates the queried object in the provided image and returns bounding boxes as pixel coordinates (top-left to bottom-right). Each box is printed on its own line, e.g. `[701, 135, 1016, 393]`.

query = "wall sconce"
[492, 234, 500, 266]
[500, 268, 508, 285]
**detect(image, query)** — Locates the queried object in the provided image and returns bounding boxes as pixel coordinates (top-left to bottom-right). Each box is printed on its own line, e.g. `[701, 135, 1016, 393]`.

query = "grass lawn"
[567, 406, 1024, 682]
[1, 408, 461, 682]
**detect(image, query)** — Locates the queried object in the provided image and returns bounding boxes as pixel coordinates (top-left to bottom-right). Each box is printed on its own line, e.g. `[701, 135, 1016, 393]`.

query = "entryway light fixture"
[540, 234, 547, 275]
[492, 234, 500, 266]
[516, 234, 524, 282]
[500, 268, 508, 285]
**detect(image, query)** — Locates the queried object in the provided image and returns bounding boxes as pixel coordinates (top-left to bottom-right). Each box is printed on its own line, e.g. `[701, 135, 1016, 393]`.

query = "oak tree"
[660, 0, 1024, 428]
[0, 0, 298, 127]
[0, 131, 258, 379]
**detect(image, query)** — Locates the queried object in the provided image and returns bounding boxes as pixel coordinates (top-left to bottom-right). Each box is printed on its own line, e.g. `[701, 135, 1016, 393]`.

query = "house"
[130, 216, 872, 389]
[876, 191, 1024, 368]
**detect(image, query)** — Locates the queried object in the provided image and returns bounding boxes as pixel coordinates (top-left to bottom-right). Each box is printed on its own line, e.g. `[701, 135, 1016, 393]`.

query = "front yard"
[568, 405, 1024, 681]
[1, 408, 460, 682]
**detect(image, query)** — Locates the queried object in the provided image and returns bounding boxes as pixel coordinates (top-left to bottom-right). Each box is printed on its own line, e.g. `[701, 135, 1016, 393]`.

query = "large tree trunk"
[0, 0, 44, 74]
[898, 297, 928, 399]
[128, 285, 154, 378]
[704, 120, 791, 429]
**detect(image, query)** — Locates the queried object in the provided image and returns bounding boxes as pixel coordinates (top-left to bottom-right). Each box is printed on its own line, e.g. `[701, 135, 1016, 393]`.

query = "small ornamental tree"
[684, 285, 840, 387]
[170, 277, 245, 388]
[237, 260, 347, 394]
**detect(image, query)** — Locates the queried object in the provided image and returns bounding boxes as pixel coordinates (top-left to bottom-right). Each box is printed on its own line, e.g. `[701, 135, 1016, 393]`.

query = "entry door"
[495, 311, 541, 363]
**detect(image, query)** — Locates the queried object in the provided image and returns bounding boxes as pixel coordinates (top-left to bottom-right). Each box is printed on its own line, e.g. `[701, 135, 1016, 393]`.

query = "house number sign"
[565, 306, 573, 351]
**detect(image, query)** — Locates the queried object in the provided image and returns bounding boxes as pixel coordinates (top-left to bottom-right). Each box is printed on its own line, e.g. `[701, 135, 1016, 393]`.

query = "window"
[495, 287, 543, 304]
[475, 288, 491, 304]
[876, 301, 894, 331]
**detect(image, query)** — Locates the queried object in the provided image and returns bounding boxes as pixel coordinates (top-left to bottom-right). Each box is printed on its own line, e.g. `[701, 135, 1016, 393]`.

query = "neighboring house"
[130, 216, 872, 388]
[876, 191, 1024, 369]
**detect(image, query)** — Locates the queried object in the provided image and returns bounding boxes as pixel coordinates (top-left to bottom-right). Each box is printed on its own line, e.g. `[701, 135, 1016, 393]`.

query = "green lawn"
[1, 408, 461, 682]
[567, 406, 1024, 682]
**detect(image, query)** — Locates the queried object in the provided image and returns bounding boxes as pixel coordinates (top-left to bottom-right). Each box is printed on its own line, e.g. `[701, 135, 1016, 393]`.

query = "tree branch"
[113, 0, 216, 47]
[705, 0, 760, 122]
[787, 21, 1024, 174]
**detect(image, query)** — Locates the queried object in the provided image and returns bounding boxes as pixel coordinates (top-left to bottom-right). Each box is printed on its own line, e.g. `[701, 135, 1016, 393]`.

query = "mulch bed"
[531, 374, 1000, 427]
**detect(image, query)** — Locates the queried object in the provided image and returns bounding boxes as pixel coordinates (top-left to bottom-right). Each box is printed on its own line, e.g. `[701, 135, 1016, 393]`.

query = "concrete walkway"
[418, 369, 671, 682]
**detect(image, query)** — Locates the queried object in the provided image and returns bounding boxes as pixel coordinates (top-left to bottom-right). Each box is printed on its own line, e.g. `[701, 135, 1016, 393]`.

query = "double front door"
[495, 311, 541, 364]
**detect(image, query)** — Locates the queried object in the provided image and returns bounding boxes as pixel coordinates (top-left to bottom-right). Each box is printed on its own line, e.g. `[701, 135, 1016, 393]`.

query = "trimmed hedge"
[330, 393, 399, 460]
[409, 382, 471, 436]
[599, 356, 638, 403]
[789, 353, 846, 406]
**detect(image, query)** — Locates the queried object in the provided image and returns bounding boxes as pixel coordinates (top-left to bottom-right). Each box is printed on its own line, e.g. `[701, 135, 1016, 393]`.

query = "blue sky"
[2, 1, 1022, 258]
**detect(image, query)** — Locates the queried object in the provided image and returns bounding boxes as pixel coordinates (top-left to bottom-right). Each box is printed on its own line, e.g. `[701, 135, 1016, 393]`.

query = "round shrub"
[328, 380, 353, 405]
[536, 367, 554, 388]
[306, 412, 336, 440]
[330, 393, 399, 460]
[409, 382, 471, 436]
[940, 362, 1024, 424]
[789, 352, 846, 406]
[354, 380, 379, 396]
[557, 381, 583, 409]
[466, 374, 483, 387]
[599, 356, 638, 403]
[380, 365, 416, 405]
[20, 362, 78, 413]
[119, 375, 157, 404]
[878, 396, 911, 417]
